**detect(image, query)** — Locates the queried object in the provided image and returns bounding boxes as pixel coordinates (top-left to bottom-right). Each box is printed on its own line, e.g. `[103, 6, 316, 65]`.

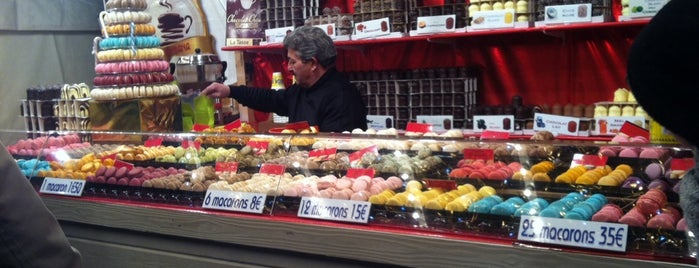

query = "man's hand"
[200, 82, 231, 98]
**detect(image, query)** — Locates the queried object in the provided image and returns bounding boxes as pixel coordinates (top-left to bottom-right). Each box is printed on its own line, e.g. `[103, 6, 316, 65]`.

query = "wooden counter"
[41, 195, 693, 268]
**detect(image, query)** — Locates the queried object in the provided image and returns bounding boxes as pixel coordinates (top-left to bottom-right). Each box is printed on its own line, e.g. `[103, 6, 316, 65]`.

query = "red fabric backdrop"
[250, 16, 644, 122]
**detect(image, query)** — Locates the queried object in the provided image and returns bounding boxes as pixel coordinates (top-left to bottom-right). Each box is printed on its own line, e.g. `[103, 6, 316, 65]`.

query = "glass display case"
[0, 128, 695, 266]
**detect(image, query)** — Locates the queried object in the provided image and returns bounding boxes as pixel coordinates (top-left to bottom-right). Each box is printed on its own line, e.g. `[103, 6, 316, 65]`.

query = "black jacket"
[229, 68, 367, 132]
[0, 141, 82, 267]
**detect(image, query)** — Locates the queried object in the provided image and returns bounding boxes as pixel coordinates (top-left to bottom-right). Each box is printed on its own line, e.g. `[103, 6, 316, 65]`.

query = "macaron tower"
[88, 0, 180, 133]
[90, 0, 178, 100]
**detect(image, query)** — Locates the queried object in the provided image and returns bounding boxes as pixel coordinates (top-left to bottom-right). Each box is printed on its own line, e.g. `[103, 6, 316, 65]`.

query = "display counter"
[40, 195, 692, 268]
[1, 129, 695, 267]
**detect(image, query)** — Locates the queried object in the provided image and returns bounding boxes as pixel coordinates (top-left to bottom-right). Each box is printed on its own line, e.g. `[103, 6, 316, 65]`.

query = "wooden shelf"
[222, 20, 650, 53]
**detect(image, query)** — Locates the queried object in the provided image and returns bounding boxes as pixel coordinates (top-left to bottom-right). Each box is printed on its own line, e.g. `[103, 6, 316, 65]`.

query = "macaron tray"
[9, 132, 695, 261]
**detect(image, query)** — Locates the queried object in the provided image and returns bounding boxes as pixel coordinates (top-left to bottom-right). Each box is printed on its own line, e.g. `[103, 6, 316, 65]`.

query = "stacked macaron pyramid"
[91, 0, 178, 100]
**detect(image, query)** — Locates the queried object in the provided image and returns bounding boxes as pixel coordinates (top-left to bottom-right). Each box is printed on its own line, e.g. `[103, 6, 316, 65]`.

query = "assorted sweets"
[8, 132, 694, 260]
[594, 88, 647, 118]
[468, 0, 530, 23]
[21, 85, 63, 132]
[91, 0, 178, 100]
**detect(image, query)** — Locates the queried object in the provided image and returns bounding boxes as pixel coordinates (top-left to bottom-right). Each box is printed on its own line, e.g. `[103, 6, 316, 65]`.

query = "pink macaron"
[618, 147, 639, 158]
[639, 148, 661, 159]
[619, 207, 648, 227]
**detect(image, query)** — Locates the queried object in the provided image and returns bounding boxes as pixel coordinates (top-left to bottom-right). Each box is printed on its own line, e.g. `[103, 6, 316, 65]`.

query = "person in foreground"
[201, 26, 367, 133]
[626, 0, 699, 263]
[0, 140, 82, 267]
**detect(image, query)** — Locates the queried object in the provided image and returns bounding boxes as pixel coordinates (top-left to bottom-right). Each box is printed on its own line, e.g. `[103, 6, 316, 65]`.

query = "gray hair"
[283, 25, 337, 69]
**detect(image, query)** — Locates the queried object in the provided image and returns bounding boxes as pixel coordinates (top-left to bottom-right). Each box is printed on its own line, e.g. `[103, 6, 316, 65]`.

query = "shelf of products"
[222, 20, 649, 53]
[226, 19, 650, 131]
[1, 129, 694, 266]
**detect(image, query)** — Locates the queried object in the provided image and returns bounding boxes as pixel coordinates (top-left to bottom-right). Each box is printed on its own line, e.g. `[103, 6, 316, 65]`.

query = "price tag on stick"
[518, 216, 628, 252]
[202, 190, 266, 214]
[297, 197, 371, 224]
[40, 177, 85, 197]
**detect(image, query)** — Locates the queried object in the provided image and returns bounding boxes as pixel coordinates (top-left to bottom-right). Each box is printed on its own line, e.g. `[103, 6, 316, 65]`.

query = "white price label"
[297, 197, 371, 224]
[518, 216, 628, 252]
[39, 177, 85, 197]
[473, 115, 515, 133]
[533, 113, 584, 136]
[628, 0, 670, 18]
[543, 4, 592, 24]
[470, 9, 515, 30]
[353, 17, 391, 40]
[202, 190, 266, 214]
[416, 115, 454, 131]
[415, 14, 457, 34]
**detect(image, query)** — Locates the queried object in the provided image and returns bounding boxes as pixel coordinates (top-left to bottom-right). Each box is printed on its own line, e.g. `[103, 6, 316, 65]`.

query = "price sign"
[192, 124, 210, 132]
[224, 119, 242, 131]
[259, 164, 286, 175]
[247, 140, 269, 155]
[285, 121, 310, 131]
[181, 140, 201, 150]
[424, 179, 457, 190]
[481, 130, 511, 140]
[114, 159, 134, 170]
[309, 147, 337, 161]
[571, 153, 608, 168]
[101, 153, 117, 162]
[620, 121, 650, 141]
[463, 148, 494, 162]
[628, 0, 670, 18]
[215, 162, 239, 173]
[144, 138, 163, 147]
[406, 122, 432, 133]
[345, 168, 375, 179]
[671, 158, 695, 171]
[349, 145, 378, 164]
[518, 216, 628, 252]
[202, 190, 266, 214]
[297, 197, 371, 224]
[40, 177, 85, 197]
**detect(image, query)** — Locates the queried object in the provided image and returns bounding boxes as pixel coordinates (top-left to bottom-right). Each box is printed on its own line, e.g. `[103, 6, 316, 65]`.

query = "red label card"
[424, 179, 457, 190]
[101, 153, 117, 161]
[224, 119, 242, 131]
[215, 162, 239, 173]
[144, 138, 163, 147]
[114, 159, 134, 170]
[259, 164, 286, 175]
[582, 154, 608, 167]
[247, 140, 269, 155]
[463, 148, 494, 162]
[181, 140, 201, 150]
[671, 158, 695, 171]
[309, 148, 337, 161]
[571, 153, 608, 167]
[620, 121, 650, 140]
[345, 168, 375, 178]
[349, 145, 379, 163]
[406, 122, 432, 133]
[285, 121, 310, 131]
[192, 124, 210, 132]
[481, 130, 510, 140]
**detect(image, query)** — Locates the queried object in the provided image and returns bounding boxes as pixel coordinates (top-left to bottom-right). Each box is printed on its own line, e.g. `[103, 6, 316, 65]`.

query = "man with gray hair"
[202, 26, 367, 132]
